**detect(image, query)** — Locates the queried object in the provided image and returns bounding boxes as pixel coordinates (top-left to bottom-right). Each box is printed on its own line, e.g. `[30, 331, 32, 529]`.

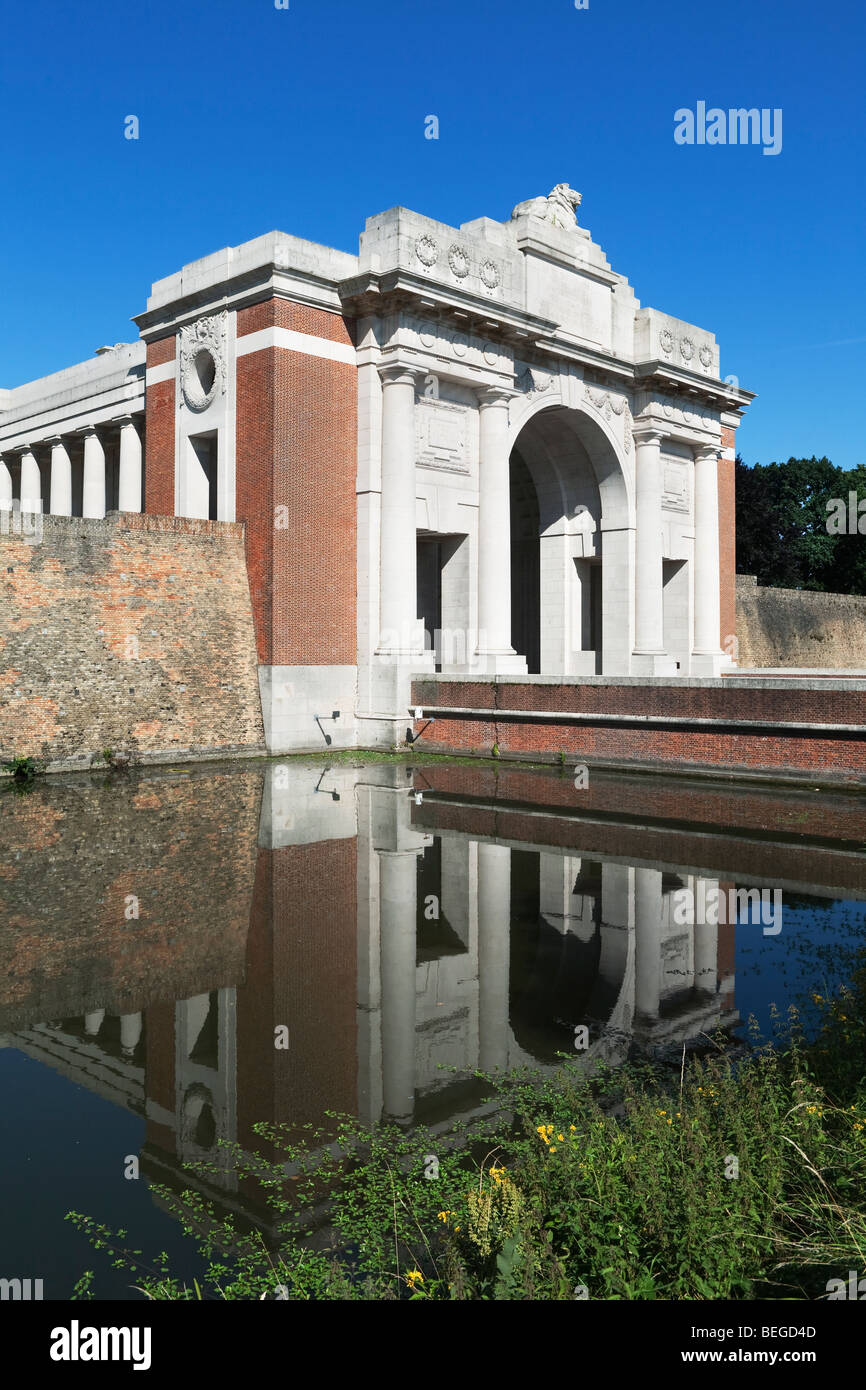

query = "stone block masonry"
[0, 512, 265, 769]
[736, 575, 866, 668]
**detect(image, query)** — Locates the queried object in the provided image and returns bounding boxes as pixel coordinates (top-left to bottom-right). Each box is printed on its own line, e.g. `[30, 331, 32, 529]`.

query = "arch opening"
[507, 404, 630, 677]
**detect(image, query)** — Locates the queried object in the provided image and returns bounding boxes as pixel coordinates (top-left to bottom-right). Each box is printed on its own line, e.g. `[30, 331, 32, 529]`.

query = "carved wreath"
[415, 234, 439, 267]
[179, 314, 226, 412]
[448, 244, 470, 278]
[480, 259, 501, 290]
[680, 337, 695, 362]
[659, 329, 674, 355]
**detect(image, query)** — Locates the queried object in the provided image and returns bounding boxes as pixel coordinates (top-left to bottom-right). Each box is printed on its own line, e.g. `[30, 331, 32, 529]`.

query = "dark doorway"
[510, 449, 540, 673]
[416, 539, 442, 670]
[190, 434, 218, 521]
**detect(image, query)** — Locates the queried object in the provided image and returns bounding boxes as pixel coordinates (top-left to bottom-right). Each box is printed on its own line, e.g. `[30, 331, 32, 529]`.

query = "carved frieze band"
[658, 327, 715, 375]
[413, 234, 502, 296]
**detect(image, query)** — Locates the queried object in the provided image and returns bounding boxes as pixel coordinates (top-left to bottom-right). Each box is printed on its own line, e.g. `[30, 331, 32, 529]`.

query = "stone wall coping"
[0, 511, 246, 540]
[412, 673, 866, 693]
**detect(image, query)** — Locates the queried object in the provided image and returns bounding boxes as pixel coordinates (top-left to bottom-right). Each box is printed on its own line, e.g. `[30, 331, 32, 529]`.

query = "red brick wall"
[719, 426, 737, 654]
[411, 678, 866, 782]
[237, 299, 355, 346]
[147, 335, 176, 368]
[235, 298, 357, 667]
[235, 350, 274, 663]
[144, 340, 175, 516]
[0, 513, 265, 765]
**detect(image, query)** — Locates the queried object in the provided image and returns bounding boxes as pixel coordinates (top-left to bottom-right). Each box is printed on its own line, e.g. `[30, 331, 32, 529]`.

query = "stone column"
[19, 445, 42, 512]
[120, 1012, 143, 1054]
[84, 1009, 105, 1037]
[693, 877, 719, 995]
[0, 455, 12, 514]
[379, 848, 418, 1122]
[476, 388, 523, 670]
[117, 416, 143, 513]
[634, 867, 663, 1021]
[693, 446, 722, 662]
[81, 425, 106, 519]
[378, 366, 421, 658]
[477, 842, 511, 1072]
[633, 428, 664, 657]
[48, 436, 73, 517]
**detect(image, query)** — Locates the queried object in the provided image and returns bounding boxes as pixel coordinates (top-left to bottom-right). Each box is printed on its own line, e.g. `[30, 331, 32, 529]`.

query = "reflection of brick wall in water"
[412, 764, 866, 896]
[144, 998, 177, 1155]
[414, 763, 866, 844]
[0, 769, 262, 1030]
[236, 840, 358, 1153]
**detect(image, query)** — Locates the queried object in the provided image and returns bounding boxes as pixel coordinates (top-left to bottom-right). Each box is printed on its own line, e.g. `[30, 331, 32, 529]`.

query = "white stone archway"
[505, 397, 633, 676]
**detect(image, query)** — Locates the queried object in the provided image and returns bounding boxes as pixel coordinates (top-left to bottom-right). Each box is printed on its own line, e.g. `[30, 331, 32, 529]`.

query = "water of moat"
[2, 754, 865, 1299]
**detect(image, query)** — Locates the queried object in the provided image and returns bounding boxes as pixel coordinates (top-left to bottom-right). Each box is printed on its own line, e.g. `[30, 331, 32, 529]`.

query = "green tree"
[735, 456, 847, 591]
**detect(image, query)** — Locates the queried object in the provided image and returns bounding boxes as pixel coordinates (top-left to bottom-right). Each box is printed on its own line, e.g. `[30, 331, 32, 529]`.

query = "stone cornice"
[635, 358, 755, 410]
[338, 269, 557, 343]
[132, 264, 347, 340]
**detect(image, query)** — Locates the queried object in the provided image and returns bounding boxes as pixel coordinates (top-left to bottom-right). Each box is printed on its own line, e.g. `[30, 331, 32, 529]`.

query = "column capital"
[378, 363, 421, 388]
[76, 422, 100, 439]
[693, 443, 722, 464]
[45, 434, 66, 448]
[632, 425, 664, 447]
[113, 413, 140, 428]
[477, 384, 514, 408]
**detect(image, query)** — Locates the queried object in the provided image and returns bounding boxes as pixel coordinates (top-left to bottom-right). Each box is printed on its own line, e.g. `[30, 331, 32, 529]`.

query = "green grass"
[67, 958, 866, 1301]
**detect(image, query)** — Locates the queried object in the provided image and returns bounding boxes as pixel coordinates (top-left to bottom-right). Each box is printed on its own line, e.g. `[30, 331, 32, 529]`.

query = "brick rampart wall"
[0, 512, 265, 767]
[737, 575, 866, 668]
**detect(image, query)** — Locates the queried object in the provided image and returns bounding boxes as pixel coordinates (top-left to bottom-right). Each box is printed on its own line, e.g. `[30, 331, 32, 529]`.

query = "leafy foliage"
[736, 455, 866, 593]
[67, 958, 866, 1300]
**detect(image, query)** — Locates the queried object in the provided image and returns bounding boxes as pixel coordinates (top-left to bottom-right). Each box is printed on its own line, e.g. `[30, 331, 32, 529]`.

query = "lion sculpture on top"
[511, 183, 582, 230]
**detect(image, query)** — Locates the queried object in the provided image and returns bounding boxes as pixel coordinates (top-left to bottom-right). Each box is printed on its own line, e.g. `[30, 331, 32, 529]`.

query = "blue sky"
[1, 0, 863, 468]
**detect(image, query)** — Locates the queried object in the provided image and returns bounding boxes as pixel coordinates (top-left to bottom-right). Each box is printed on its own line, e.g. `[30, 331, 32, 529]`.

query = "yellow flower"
[489, 1166, 507, 1184]
[405, 1270, 424, 1287]
[569, 1124, 576, 1131]
[557, 1134, 564, 1142]
[549, 1146, 558, 1154]
[437, 1211, 451, 1222]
